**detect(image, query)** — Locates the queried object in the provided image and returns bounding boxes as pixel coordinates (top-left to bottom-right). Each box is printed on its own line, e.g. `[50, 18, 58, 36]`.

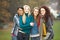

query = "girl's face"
[33, 9, 39, 16]
[17, 8, 24, 15]
[41, 8, 46, 16]
[24, 7, 30, 13]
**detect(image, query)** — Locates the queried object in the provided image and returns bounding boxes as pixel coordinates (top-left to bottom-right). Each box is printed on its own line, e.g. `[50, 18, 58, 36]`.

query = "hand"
[44, 32, 50, 40]
[30, 22, 34, 26]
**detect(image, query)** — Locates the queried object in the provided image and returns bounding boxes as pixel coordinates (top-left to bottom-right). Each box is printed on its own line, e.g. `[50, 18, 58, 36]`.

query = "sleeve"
[46, 18, 54, 39]
[48, 18, 53, 26]
[11, 16, 16, 33]
[11, 16, 21, 34]
[46, 18, 53, 32]
[14, 15, 20, 27]
[20, 21, 32, 29]
[19, 17, 33, 29]
[48, 17, 54, 32]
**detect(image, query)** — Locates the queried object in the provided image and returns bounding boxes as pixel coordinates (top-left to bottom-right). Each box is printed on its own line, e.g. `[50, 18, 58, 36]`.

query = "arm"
[47, 18, 53, 32]
[14, 15, 20, 27]
[11, 16, 16, 34]
[46, 18, 54, 39]
[19, 18, 32, 29]
[20, 21, 32, 29]
[19, 15, 34, 29]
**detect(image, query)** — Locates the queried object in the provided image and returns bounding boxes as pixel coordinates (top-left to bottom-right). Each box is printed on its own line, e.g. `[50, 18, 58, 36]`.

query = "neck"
[41, 14, 44, 18]
[34, 16, 36, 20]
[25, 13, 28, 16]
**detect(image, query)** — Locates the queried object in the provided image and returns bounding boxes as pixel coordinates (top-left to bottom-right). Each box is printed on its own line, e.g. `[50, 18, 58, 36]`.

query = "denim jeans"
[17, 32, 29, 40]
[12, 36, 17, 40]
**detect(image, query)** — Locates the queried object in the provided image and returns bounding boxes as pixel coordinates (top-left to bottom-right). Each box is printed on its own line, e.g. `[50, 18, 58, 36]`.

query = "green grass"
[0, 20, 60, 40]
[53, 20, 60, 40]
[0, 28, 11, 40]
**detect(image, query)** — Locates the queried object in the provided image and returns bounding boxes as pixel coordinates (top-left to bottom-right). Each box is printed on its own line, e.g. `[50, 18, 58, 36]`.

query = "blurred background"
[0, 0, 60, 40]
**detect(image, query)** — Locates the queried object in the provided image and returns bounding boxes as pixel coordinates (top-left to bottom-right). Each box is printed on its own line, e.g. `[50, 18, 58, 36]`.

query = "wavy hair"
[39, 6, 53, 23]
[32, 7, 39, 23]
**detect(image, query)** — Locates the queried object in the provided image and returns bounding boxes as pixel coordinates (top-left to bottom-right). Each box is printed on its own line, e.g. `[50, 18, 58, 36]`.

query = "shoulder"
[13, 14, 19, 21]
[48, 17, 52, 22]
[14, 14, 18, 18]
[29, 14, 34, 18]
[47, 17, 53, 25]
[14, 14, 19, 19]
[30, 14, 34, 20]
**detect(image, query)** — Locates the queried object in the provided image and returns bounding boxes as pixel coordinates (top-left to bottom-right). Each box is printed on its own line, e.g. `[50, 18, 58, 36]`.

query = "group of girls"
[11, 5, 54, 40]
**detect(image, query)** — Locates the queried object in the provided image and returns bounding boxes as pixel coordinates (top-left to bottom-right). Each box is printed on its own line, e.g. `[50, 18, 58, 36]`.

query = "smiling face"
[41, 8, 46, 16]
[24, 7, 30, 13]
[23, 5, 30, 14]
[33, 9, 39, 17]
[17, 8, 24, 16]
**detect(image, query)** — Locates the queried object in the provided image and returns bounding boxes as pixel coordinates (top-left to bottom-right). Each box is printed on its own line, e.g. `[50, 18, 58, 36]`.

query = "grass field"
[0, 23, 12, 40]
[53, 20, 60, 40]
[0, 20, 60, 40]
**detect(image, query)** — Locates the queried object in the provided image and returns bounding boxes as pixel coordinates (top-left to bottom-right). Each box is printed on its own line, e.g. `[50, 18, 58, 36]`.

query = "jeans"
[17, 32, 29, 40]
[12, 36, 17, 40]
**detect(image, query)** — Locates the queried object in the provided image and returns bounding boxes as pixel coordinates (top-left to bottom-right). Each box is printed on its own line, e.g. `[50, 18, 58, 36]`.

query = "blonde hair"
[22, 5, 31, 24]
[23, 5, 31, 16]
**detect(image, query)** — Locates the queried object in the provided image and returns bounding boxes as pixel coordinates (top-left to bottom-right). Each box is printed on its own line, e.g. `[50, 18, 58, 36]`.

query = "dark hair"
[39, 6, 53, 23]
[17, 7, 24, 16]
[17, 7, 24, 10]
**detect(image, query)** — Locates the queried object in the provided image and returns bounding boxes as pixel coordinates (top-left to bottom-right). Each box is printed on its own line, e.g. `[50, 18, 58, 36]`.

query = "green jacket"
[19, 13, 34, 34]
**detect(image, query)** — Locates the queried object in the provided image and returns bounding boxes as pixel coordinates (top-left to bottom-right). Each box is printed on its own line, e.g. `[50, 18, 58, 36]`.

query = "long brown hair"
[39, 6, 53, 23]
